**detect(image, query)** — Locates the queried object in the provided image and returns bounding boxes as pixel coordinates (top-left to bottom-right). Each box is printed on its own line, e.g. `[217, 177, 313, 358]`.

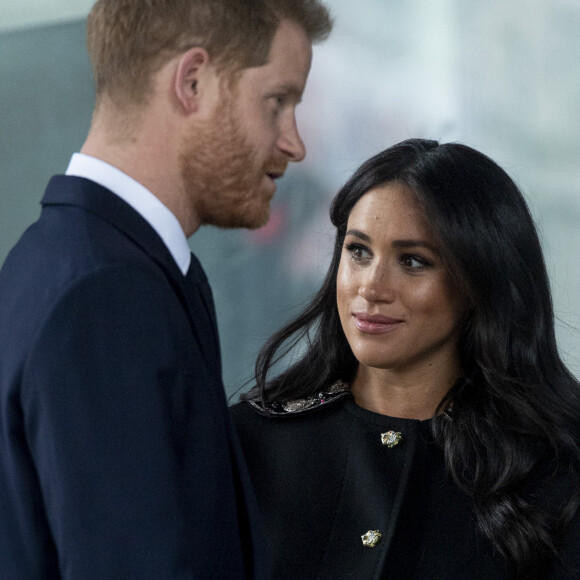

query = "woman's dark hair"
[246, 138, 580, 577]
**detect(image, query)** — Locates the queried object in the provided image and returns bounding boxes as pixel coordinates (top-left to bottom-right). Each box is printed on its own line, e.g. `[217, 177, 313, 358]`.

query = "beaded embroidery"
[248, 380, 351, 416]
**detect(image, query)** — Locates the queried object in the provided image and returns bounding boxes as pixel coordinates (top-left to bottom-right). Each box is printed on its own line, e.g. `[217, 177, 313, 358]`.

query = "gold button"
[381, 431, 402, 448]
[361, 530, 382, 548]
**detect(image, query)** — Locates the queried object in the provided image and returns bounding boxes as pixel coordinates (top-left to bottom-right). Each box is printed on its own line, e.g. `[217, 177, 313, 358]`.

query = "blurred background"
[2, 0, 579, 396]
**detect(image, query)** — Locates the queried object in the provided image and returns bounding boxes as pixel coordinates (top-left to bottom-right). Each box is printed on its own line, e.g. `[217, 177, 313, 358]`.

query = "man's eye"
[270, 95, 285, 109]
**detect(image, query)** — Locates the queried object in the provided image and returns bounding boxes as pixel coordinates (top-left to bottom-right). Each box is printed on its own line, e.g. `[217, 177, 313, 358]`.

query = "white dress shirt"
[66, 153, 191, 275]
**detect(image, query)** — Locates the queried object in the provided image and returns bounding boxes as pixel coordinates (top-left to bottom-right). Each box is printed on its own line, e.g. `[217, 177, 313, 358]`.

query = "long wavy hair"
[246, 138, 580, 577]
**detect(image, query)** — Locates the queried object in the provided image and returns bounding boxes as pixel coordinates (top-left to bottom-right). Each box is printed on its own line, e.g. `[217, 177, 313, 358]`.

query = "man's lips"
[264, 170, 285, 195]
[265, 162, 287, 181]
[352, 312, 404, 334]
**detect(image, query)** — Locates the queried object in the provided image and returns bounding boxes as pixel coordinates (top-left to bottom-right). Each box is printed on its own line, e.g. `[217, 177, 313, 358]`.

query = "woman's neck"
[350, 359, 460, 420]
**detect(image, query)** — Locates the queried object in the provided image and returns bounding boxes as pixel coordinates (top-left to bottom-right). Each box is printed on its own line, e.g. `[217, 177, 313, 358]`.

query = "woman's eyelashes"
[344, 241, 434, 272]
[344, 242, 372, 263]
[399, 254, 432, 272]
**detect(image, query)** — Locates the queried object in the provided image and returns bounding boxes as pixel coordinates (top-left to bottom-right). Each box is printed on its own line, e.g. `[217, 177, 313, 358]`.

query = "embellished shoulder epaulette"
[248, 380, 351, 417]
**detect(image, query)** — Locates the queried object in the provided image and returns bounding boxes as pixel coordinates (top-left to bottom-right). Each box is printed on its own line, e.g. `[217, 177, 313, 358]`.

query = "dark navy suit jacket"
[0, 176, 268, 578]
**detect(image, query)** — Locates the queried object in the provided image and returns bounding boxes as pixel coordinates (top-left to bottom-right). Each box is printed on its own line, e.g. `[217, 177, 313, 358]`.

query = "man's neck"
[80, 115, 200, 238]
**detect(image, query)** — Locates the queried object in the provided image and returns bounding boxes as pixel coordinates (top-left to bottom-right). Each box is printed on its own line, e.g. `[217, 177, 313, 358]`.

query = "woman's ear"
[174, 47, 212, 113]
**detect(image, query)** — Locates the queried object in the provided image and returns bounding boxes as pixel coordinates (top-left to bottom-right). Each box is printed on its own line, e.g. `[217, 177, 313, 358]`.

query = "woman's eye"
[345, 243, 371, 263]
[400, 254, 429, 270]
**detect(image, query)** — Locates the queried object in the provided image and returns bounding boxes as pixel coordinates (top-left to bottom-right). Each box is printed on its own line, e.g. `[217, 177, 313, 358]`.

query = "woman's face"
[336, 182, 465, 376]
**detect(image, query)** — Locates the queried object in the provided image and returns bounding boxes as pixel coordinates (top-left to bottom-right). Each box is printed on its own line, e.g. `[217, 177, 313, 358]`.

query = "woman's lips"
[352, 312, 404, 334]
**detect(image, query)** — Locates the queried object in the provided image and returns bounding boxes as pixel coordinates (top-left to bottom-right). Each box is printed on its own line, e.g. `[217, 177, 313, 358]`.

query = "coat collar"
[249, 380, 352, 417]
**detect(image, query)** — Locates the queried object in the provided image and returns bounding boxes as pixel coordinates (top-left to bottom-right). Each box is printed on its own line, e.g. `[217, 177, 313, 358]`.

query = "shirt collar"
[66, 153, 191, 275]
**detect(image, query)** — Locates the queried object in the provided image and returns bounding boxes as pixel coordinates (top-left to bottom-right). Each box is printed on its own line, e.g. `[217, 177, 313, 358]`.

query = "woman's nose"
[357, 265, 395, 303]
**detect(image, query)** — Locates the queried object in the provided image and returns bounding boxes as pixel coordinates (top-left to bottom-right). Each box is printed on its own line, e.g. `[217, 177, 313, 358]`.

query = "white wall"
[0, 0, 94, 33]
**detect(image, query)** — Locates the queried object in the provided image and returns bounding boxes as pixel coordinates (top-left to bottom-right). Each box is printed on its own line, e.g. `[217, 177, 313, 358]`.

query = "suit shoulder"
[49, 264, 177, 322]
[22, 264, 181, 358]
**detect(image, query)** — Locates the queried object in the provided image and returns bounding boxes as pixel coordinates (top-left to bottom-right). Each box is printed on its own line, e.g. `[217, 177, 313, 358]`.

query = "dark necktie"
[184, 253, 222, 375]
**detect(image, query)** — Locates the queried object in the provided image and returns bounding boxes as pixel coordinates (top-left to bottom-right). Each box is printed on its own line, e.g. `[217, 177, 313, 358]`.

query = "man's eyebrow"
[271, 83, 304, 100]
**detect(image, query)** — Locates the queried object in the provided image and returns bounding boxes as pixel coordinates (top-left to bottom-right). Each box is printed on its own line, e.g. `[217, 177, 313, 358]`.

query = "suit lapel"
[41, 175, 220, 374]
[42, 175, 178, 276]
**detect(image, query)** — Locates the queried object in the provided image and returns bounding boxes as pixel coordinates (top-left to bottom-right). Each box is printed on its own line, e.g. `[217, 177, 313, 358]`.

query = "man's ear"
[174, 47, 213, 113]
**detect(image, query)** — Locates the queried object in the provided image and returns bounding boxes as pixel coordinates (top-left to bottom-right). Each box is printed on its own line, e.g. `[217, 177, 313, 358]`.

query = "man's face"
[180, 20, 313, 230]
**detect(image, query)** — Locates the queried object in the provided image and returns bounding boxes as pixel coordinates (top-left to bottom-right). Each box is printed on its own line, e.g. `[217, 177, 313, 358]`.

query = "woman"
[231, 139, 580, 579]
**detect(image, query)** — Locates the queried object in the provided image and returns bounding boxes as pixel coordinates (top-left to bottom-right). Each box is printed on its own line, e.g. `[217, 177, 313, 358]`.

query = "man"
[0, 0, 331, 577]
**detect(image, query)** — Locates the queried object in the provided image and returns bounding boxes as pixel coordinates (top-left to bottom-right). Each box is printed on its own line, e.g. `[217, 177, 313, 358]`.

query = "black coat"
[0, 176, 268, 578]
[231, 387, 580, 579]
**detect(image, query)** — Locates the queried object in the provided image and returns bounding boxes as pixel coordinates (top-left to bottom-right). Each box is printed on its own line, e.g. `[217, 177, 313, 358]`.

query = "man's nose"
[277, 115, 306, 162]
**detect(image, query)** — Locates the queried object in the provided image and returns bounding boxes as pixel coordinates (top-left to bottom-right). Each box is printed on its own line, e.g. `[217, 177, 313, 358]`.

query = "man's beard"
[179, 93, 284, 230]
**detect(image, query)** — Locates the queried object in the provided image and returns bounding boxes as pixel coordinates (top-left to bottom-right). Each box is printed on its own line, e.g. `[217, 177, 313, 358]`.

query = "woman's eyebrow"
[392, 239, 438, 253]
[345, 229, 371, 242]
[345, 231, 436, 253]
